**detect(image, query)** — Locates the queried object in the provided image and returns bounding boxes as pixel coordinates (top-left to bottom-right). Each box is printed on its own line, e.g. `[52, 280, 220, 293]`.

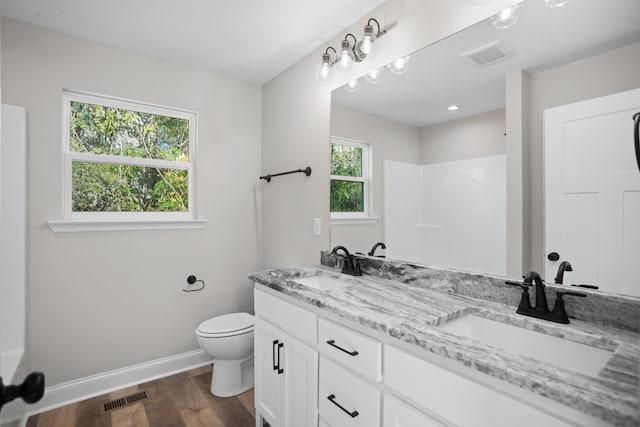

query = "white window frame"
[330, 137, 372, 221]
[60, 90, 198, 223]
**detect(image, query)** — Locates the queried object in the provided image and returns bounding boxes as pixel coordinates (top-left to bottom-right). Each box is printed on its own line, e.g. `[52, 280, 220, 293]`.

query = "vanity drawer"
[383, 394, 445, 427]
[319, 318, 382, 381]
[319, 356, 380, 427]
[254, 288, 317, 345]
[384, 345, 572, 427]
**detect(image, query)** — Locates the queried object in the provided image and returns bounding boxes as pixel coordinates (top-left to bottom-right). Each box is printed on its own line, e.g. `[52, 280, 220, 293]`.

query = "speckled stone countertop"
[249, 265, 640, 427]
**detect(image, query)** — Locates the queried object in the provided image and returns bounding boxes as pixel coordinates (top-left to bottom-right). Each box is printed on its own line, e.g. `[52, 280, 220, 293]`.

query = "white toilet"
[195, 312, 255, 397]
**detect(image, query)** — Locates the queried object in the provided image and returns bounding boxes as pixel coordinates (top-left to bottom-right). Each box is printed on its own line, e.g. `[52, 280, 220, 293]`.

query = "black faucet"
[554, 261, 573, 284]
[368, 242, 386, 257]
[331, 246, 362, 276]
[505, 271, 586, 324]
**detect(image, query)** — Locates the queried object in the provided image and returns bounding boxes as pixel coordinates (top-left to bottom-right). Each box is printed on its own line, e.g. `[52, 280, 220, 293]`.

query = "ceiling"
[332, 0, 640, 127]
[0, 0, 388, 84]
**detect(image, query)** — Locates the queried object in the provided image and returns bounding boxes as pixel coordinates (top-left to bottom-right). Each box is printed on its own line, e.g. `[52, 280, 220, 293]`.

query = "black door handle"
[633, 112, 640, 172]
[0, 372, 45, 412]
[547, 252, 560, 261]
[276, 342, 284, 374]
[326, 340, 359, 356]
[327, 394, 359, 418]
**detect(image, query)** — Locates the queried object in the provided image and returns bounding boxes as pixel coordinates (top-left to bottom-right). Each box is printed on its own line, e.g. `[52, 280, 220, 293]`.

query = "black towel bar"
[260, 166, 311, 183]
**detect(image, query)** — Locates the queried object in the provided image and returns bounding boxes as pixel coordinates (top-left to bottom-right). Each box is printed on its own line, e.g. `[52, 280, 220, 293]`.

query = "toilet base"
[210, 355, 254, 397]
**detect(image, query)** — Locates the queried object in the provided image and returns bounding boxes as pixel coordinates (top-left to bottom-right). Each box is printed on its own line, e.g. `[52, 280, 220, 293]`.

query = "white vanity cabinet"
[254, 286, 604, 427]
[254, 290, 319, 427]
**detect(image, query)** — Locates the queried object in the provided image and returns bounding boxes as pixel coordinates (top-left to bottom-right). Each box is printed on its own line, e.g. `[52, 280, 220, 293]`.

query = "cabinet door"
[383, 395, 444, 427]
[255, 318, 284, 427]
[282, 330, 318, 427]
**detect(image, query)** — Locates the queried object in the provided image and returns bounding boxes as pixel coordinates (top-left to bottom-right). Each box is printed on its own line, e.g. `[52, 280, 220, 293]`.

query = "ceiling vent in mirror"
[460, 40, 514, 68]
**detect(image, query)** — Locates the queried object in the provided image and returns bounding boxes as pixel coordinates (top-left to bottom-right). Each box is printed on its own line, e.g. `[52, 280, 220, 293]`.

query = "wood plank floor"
[26, 365, 256, 427]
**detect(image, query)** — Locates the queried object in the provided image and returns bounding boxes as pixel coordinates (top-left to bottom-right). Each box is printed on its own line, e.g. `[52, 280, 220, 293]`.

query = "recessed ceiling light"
[448, 105, 459, 111]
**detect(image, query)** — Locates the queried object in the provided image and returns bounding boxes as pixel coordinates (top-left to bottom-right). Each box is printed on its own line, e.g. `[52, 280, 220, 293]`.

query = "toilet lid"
[197, 312, 254, 336]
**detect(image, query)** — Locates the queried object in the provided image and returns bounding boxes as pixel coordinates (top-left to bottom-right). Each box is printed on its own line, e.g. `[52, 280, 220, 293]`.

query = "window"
[62, 91, 196, 220]
[330, 138, 371, 219]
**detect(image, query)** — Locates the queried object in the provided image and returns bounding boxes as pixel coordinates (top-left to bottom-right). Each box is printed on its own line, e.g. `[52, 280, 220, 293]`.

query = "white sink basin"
[293, 275, 354, 291]
[439, 314, 613, 377]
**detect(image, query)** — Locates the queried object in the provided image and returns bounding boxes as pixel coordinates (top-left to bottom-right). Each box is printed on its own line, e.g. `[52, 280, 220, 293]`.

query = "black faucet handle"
[556, 290, 587, 298]
[505, 280, 531, 290]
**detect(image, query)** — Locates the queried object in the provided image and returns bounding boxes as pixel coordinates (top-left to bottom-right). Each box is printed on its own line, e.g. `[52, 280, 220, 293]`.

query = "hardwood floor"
[26, 365, 256, 427]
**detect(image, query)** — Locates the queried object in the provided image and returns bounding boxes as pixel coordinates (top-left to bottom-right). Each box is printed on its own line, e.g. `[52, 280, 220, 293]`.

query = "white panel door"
[544, 88, 640, 295]
[282, 332, 318, 427]
[254, 318, 284, 427]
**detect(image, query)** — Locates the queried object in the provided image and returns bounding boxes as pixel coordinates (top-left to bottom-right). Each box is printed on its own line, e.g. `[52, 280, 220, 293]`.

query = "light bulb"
[448, 105, 459, 111]
[364, 68, 384, 84]
[315, 53, 333, 82]
[491, 4, 522, 29]
[387, 56, 410, 74]
[345, 79, 359, 92]
[545, 0, 572, 7]
[336, 39, 354, 72]
[355, 24, 378, 61]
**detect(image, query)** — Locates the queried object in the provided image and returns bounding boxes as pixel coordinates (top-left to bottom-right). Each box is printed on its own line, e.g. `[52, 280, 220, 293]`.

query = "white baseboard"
[10, 349, 213, 421]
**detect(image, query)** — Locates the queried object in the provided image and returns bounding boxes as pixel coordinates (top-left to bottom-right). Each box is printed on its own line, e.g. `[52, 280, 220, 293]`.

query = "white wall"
[1, 19, 262, 386]
[420, 109, 505, 164]
[261, 0, 520, 268]
[528, 41, 640, 272]
[330, 104, 420, 252]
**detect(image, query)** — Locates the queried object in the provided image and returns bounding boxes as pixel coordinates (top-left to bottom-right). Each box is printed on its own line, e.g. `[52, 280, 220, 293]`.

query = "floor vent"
[103, 391, 148, 412]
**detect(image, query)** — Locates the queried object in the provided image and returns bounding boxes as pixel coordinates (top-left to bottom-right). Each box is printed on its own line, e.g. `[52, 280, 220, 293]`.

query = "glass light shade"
[336, 39, 355, 72]
[364, 68, 384, 84]
[355, 25, 378, 61]
[491, 4, 522, 29]
[315, 53, 333, 82]
[387, 56, 410, 74]
[345, 79, 359, 92]
[545, 0, 572, 7]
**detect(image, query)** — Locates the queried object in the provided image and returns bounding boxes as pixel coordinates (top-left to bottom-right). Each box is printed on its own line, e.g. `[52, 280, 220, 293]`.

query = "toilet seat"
[196, 312, 254, 338]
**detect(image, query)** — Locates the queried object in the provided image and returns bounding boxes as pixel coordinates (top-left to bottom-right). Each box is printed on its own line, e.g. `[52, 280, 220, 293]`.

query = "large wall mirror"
[329, 0, 640, 295]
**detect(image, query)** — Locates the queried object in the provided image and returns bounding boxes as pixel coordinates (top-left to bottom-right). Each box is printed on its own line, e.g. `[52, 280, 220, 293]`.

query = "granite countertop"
[249, 265, 640, 427]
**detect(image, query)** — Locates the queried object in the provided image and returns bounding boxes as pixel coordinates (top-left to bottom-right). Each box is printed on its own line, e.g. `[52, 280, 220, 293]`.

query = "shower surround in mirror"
[384, 156, 506, 275]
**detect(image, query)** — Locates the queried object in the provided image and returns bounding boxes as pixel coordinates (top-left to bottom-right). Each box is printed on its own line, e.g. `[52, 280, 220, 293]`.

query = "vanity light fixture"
[345, 79, 359, 92]
[448, 105, 460, 111]
[336, 35, 357, 72]
[315, 47, 336, 82]
[355, 18, 386, 61]
[545, 0, 572, 7]
[364, 67, 384, 84]
[491, 4, 522, 29]
[387, 56, 410, 74]
[315, 17, 387, 82]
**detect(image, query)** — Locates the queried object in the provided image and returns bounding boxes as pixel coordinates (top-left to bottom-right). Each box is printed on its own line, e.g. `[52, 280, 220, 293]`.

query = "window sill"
[48, 218, 208, 233]
[330, 217, 379, 225]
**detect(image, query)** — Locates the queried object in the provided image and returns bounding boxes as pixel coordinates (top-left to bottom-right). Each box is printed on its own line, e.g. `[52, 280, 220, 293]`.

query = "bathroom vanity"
[250, 259, 639, 427]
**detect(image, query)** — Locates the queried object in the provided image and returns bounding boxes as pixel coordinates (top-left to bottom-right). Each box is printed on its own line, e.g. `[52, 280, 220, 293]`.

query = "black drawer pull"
[277, 342, 284, 374]
[326, 340, 359, 356]
[327, 394, 359, 418]
[272, 340, 279, 371]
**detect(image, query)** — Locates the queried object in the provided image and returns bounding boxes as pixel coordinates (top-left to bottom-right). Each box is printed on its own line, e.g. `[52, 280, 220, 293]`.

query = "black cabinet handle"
[326, 340, 359, 356]
[272, 340, 279, 371]
[327, 394, 359, 418]
[547, 252, 560, 261]
[276, 342, 284, 374]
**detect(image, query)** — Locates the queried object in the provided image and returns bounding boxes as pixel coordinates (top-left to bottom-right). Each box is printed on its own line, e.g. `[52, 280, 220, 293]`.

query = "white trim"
[25, 349, 213, 417]
[48, 218, 208, 233]
[331, 217, 379, 225]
